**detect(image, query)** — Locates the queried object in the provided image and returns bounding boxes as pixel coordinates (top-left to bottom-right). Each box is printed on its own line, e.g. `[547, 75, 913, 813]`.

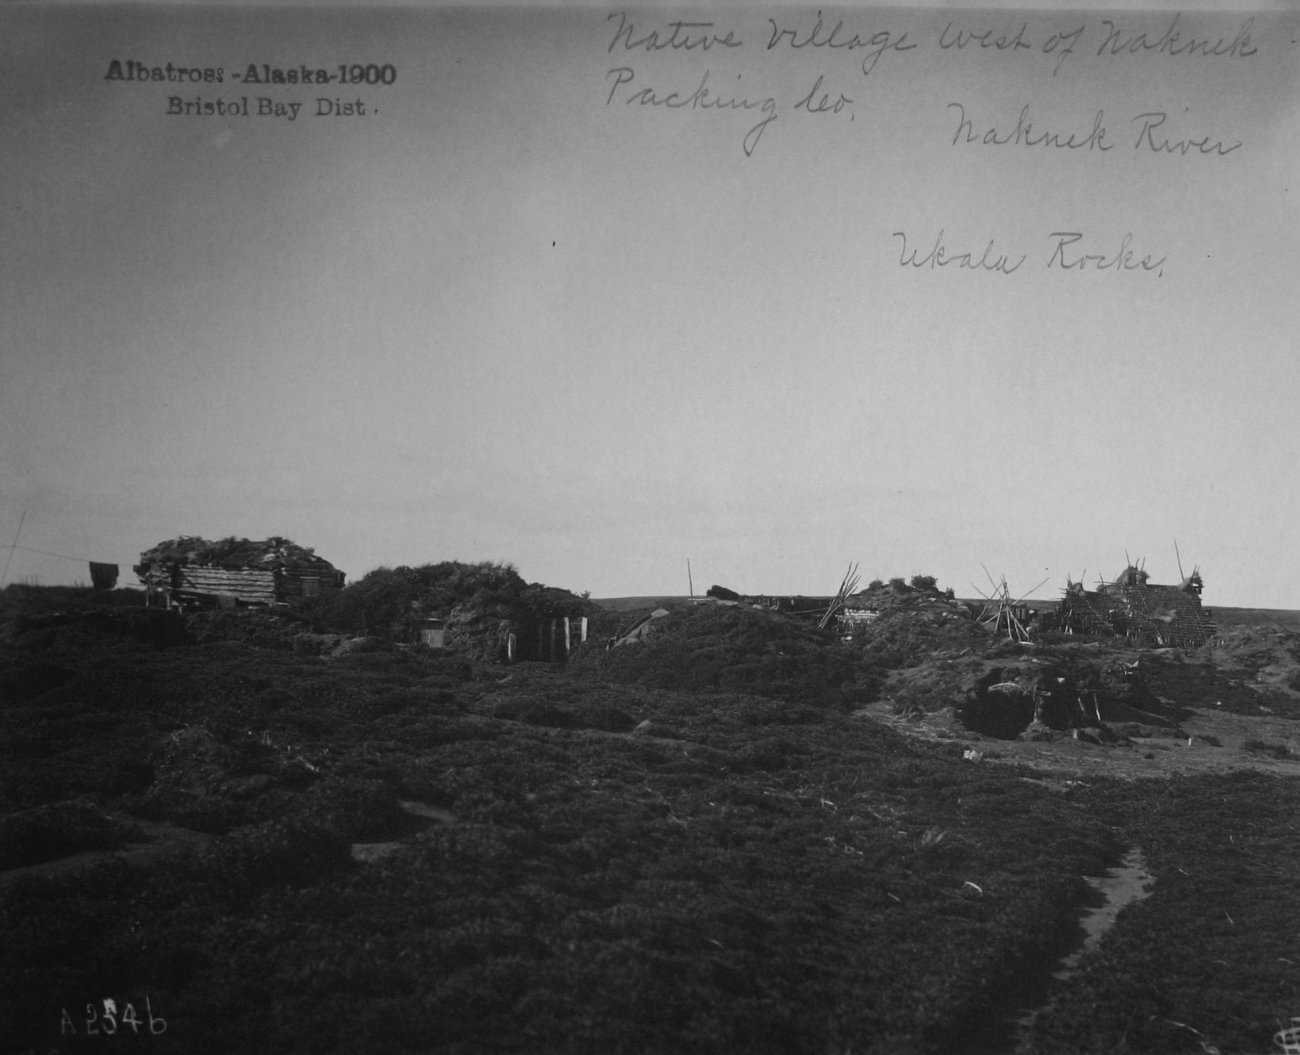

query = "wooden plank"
[180, 585, 275, 595]
[176, 566, 277, 604]
[180, 568, 275, 585]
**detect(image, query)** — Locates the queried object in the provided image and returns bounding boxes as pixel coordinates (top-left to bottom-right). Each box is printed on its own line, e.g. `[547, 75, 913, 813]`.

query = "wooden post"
[579, 616, 588, 643]
[507, 632, 516, 663]
[0, 509, 25, 590]
[564, 617, 572, 657]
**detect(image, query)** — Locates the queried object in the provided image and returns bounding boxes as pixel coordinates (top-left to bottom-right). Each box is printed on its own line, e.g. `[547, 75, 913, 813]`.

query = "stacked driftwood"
[1055, 567, 1215, 648]
[172, 566, 278, 605]
[135, 536, 344, 608]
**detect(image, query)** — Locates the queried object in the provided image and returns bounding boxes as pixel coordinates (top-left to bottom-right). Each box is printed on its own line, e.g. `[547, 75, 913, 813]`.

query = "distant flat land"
[592, 595, 693, 612]
[1212, 606, 1300, 627]
[596, 596, 1300, 630]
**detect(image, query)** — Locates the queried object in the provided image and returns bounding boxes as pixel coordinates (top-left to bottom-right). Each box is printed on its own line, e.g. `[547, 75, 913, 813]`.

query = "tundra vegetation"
[1, 569, 1298, 1054]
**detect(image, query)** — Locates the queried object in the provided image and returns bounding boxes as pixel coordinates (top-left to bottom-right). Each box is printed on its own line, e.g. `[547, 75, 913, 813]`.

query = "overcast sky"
[2, 4, 1297, 606]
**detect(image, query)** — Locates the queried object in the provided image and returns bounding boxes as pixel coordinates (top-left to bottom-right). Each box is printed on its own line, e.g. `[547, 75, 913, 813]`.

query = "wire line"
[1, 511, 26, 587]
[15, 544, 109, 564]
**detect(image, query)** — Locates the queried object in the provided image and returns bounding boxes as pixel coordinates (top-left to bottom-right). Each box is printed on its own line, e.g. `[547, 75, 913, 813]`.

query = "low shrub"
[0, 802, 142, 870]
[191, 818, 356, 903]
[1242, 737, 1292, 759]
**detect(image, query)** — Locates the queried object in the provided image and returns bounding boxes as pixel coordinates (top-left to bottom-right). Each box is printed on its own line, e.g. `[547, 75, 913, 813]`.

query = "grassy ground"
[2, 586, 1298, 1054]
[1028, 772, 1300, 1054]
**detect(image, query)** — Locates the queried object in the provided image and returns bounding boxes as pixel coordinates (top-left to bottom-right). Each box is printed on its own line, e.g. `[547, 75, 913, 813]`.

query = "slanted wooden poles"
[819, 562, 861, 631]
[974, 566, 1047, 643]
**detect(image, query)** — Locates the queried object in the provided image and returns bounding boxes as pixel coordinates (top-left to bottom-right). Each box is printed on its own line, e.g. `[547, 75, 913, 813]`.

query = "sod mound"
[1202, 625, 1300, 718]
[299, 561, 596, 660]
[845, 580, 987, 670]
[574, 602, 882, 708]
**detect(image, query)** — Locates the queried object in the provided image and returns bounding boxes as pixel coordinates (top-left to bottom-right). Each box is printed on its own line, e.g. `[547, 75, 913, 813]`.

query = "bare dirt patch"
[861, 699, 1300, 781]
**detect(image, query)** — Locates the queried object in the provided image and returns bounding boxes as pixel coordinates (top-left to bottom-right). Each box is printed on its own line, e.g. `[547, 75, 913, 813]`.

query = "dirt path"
[0, 814, 211, 889]
[860, 701, 1300, 781]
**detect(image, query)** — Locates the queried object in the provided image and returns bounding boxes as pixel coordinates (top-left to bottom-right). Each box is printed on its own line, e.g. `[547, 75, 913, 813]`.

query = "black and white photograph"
[2, 0, 1299, 1051]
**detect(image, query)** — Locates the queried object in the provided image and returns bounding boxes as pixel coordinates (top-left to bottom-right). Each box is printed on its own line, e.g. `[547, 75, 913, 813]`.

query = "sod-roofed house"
[1055, 565, 1214, 648]
[135, 536, 345, 608]
[318, 561, 593, 663]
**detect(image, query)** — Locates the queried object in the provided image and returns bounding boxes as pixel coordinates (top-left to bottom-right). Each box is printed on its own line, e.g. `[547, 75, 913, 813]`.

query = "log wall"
[137, 560, 344, 607]
[177, 567, 278, 604]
